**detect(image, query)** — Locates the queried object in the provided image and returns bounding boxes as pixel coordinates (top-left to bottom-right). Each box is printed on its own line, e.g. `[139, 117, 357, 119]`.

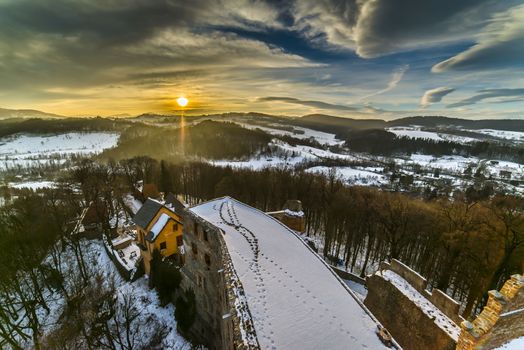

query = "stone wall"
[456, 274, 524, 350]
[181, 211, 259, 350]
[365, 260, 465, 350]
[382, 260, 463, 324]
[365, 271, 457, 350]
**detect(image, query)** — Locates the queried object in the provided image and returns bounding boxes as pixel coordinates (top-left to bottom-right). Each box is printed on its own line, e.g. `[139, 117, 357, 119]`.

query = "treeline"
[339, 129, 524, 162]
[100, 120, 272, 162]
[0, 117, 125, 138]
[120, 158, 523, 318]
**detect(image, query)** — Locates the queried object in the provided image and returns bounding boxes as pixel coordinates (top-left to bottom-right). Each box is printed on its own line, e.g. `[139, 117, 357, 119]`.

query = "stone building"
[365, 259, 462, 350]
[181, 196, 397, 350]
[456, 274, 524, 350]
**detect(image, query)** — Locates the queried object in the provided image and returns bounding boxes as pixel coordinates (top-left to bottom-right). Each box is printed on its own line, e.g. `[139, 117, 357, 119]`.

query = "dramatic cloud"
[420, 87, 455, 107]
[0, 0, 523, 118]
[292, 0, 504, 58]
[257, 96, 358, 111]
[432, 4, 524, 72]
[447, 88, 524, 108]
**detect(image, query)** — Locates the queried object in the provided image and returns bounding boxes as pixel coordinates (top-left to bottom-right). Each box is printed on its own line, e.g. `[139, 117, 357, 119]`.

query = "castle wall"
[365, 272, 457, 350]
[181, 212, 259, 350]
[456, 274, 524, 350]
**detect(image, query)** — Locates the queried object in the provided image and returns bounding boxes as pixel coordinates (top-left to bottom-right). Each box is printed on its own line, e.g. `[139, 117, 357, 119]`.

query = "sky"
[1, 0, 524, 119]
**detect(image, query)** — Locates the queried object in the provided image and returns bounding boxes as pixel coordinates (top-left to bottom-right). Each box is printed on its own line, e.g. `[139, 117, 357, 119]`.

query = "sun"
[177, 96, 188, 107]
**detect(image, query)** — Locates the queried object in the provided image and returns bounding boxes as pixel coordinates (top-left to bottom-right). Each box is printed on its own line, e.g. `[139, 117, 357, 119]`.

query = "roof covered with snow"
[145, 213, 171, 242]
[132, 198, 163, 229]
[189, 196, 390, 350]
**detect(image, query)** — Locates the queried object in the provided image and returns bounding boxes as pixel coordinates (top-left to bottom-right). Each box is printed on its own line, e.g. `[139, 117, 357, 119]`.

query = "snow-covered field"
[8, 180, 57, 189]
[387, 126, 477, 143]
[212, 140, 355, 170]
[470, 129, 524, 141]
[305, 166, 387, 186]
[0, 132, 119, 170]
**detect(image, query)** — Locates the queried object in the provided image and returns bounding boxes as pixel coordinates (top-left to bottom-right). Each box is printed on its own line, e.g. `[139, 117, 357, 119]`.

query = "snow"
[124, 194, 143, 214]
[189, 197, 389, 350]
[344, 280, 368, 301]
[407, 154, 477, 172]
[387, 127, 444, 141]
[306, 166, 388, 186]
[494, 336, 524, 349]
[8, 180, 57, 189]
[380, 270, 460, 341]
[212, 140, 356, 170]
[0, 132, 119, 170]
[471, 129, 524, 141]
[149, 213, 171, 240]
[387, 126, 477, 143]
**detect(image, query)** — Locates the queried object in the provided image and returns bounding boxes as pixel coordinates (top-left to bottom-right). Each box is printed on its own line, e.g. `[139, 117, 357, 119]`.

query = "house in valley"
[132, 198, 184, 275]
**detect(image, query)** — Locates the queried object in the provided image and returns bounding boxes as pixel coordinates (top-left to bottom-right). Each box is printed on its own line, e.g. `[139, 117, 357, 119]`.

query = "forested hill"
[99, 120, 272, 162]
[388, 116, 524, 131]
[0, 117, 125, 137]
[295, 114, 524, 132]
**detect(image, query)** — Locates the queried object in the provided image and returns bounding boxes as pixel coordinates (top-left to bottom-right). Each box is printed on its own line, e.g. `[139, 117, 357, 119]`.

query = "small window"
[203, 230, 208, 242]
[173, 223, 178, 232]
[159, 241, 167, 250]
[176, 235, 183, 247]
[192, 242, 198, 256]
[205, 253, 211, 266]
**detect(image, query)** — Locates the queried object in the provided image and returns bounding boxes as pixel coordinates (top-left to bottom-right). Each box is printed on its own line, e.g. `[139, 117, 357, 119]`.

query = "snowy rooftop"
[147, 213, 171, 242]
[189, 196, 390, 350]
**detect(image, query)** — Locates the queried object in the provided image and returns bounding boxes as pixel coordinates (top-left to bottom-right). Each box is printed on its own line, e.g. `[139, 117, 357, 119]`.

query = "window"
[173, 223, 179, 232]
[192, 242, 198, 256]
[205, 253, 211, 267]
[159, 241, 167, 250]
[194, 222, 198, 236]
[176, 235, 183, 247]
[203, 230, 208, 242]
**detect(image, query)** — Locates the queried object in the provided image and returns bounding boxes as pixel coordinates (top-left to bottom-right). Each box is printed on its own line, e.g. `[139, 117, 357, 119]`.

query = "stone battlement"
[456, 274, 524, 350]
[381, 259, 463, 324]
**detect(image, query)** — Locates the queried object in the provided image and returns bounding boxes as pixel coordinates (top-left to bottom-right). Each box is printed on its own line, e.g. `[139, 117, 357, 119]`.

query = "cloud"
[257, 96, 358, 111]
[432, 4, 524, 72]
[361, 65, 409, 100]
[292, 0, 502, 58]
[447, 88, 524, 108]
[420, 87, 455, 107]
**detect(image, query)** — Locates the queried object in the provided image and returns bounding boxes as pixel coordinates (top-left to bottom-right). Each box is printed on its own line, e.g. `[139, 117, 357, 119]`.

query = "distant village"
[75, 181, 524, 350]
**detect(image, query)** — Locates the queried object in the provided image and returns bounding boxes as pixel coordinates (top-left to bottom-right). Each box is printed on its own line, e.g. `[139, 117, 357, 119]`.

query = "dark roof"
[132, 198, 163, 229]
[165, 192, 188, 216]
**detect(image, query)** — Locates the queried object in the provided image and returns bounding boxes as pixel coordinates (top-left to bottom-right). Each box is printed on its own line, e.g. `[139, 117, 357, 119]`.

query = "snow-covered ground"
[33, 239, 190, 350]
[387, 126, 477, 143]
[470, 129, 524, 141]
[8, 180, 57, 189]
[494, 336, 524, 350]
[405, 154, 477, 172]
[190, 197, 390, 350]
[305, 166, 388, 186]
[212, 140, 355, 170]
[380, 270, 460, 341]
[0, 132, 119, 170]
